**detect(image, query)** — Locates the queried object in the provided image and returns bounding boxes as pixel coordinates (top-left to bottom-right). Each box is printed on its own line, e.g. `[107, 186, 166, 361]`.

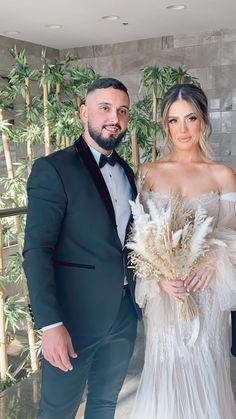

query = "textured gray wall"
[0, 35, 59, 162]
[0, 30, 236, 168]
[0, 35, 59, 77]
[60, 28, 236, 169]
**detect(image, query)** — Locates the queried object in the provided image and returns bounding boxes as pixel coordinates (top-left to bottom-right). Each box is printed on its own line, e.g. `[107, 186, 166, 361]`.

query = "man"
[23, 78, 141, 419]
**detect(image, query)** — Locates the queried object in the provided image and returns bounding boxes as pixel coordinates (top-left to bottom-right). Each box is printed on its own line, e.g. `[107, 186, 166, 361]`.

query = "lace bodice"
[141, 191, 236, 229]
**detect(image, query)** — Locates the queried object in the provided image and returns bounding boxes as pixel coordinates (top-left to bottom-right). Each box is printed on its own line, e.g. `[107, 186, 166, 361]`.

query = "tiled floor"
[0, 322, 236, 419]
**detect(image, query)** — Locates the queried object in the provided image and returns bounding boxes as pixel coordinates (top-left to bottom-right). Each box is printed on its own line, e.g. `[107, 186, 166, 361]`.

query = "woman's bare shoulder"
[209, 162, 236, 193]
[137, 161, 164, 190]
[139, 160, 166, 173]
[209, 162, 235, 176]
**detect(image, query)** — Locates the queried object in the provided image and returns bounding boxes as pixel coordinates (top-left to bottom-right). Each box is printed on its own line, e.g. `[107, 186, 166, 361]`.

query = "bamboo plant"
[44, 53, 78, 148]
[68, 65, 100, 110]
[8, 47, 38, 169]
[0, 220, 8, 380]
[39, 50, 54, 156]
[0, 82, 39, 376]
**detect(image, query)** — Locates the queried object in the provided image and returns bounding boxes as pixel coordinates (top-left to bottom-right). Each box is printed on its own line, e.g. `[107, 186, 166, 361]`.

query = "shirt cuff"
[42, 322, 63, 331]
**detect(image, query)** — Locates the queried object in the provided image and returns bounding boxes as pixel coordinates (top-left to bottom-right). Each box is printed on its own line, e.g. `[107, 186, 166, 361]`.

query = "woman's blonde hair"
[160, 84, 213, 160]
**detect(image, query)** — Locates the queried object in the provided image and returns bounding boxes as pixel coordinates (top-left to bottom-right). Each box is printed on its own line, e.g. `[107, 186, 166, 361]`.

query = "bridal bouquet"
[127, 194, 224, 321]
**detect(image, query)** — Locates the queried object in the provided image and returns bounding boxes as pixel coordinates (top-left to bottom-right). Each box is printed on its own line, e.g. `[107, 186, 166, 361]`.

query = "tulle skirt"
[130, 288, 236, 419]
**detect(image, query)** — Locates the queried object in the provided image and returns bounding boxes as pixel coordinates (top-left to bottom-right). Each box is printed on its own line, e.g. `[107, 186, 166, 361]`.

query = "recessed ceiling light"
[167, 4, 186, 10]
[45, 24, 63, 29]
[4, 31, 20, 35]
[101, 16, 120, 21]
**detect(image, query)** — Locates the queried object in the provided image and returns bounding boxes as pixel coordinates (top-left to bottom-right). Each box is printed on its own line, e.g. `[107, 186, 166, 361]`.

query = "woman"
[129, 84, 236, 419]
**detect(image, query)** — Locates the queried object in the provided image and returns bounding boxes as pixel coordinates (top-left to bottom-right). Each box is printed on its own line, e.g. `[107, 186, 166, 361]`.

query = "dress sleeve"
[218, 193, 236, 229]
[212, 193, 236, 311]
[135, 276, 161, 309]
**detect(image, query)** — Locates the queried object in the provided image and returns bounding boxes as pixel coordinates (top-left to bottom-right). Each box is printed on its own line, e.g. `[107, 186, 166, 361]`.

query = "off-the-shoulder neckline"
[142, 190, 236, 202]
[220, 192, 236, 202]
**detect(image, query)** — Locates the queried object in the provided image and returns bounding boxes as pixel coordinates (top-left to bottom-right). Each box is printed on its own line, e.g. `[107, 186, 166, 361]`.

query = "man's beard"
[88, 122, 127, 151]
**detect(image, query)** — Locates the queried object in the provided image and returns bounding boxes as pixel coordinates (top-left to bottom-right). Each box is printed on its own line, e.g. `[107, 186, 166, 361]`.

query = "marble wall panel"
[219, 41, 236, 66]
[210, 112, 221, 133]
[213, 65, 236, 89]
[0, 35, 58, 73]
[222, 112, 233, 133]
[188, 68, 214, 89]
[1, 29, 236, 168]
[223, 29, 236, 43]
[207, 88, 233, 111]
[174, 30, 223, 48]
[232, 89, 236, 111]
[184, 43, 221, 68]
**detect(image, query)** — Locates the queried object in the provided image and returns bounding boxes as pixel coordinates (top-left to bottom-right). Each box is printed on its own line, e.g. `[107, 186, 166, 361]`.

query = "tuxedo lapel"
[74, 136, 117, 230]
[74, 136, 137, 240]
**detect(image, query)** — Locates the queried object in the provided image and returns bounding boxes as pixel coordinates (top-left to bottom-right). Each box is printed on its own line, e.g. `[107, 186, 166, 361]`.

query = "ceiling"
[0, 0, 235, 50]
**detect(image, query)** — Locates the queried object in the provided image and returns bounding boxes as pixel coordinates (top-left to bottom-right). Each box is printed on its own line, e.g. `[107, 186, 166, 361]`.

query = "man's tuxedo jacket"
[23, 136, 141, 350]
[232, 311, 236, 356]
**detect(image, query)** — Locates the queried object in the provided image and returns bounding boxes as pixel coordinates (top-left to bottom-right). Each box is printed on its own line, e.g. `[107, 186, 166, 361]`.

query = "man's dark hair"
[87, 77, 128, 95]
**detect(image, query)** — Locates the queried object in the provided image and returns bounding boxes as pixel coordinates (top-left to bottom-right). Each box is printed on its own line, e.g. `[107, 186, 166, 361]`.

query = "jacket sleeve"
[23, 157, 67, 329]
[232, 311, 236, 357]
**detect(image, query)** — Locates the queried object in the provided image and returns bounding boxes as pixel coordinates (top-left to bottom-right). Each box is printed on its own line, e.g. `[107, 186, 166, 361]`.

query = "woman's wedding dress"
[130, 191, 236, 419]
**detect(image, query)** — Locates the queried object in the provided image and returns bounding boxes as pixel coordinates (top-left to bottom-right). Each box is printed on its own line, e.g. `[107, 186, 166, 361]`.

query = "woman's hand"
[184, 266, 215, 293]
[159, 278, 189, 301]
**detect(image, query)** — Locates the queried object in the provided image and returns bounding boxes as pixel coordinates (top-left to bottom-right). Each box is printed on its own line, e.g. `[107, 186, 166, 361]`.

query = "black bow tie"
[99, 152, 117, 168]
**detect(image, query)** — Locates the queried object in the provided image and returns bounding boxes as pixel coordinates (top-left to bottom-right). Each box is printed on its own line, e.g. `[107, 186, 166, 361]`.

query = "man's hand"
[42, 325, 77, 372]
[159, 279, 189, 301]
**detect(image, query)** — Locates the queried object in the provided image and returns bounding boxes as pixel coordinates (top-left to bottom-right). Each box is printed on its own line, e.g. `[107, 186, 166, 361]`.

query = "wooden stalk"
[76, 96, 81, 112]
[17, 241, 39, 372]
[56, 82, 62, 147]
[16, 233, 39, 372]
[0, 221, 8, 380]
[32, 375, 39, 403]
[56, 82, 61, 103]
[0, 108, 14, 179]
[151, 91, 157, 162]
[0, 222, 4, 277]
[65, 137, 70, 148]
[43, 83, 51, 156]
[26, 314, 39, 371]
[131, 128, 140, 175]
[61, 137, 66, 149]
[25, 77, 33, 167]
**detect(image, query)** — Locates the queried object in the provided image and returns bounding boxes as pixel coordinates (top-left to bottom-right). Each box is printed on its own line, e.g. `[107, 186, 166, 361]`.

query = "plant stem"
[56, 82, 62, 147]
[152, 91, 157, 162]
[0, 221, 8, 380]
[25, 77, 33, 168]
[131, 128, 140, 174]
[43, 83, 50, 156]
[0, 109, 14, 179]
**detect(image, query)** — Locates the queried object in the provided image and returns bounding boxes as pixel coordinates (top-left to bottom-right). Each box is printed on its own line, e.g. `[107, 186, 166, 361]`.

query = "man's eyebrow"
[98, 102, 129, 110]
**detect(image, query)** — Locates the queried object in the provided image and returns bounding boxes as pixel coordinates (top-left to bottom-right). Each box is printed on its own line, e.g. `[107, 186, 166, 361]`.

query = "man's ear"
[80, 104, 88, 123]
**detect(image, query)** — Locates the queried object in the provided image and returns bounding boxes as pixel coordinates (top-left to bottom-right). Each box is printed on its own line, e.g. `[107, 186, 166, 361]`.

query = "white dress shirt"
[43, 144, 132, 330]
